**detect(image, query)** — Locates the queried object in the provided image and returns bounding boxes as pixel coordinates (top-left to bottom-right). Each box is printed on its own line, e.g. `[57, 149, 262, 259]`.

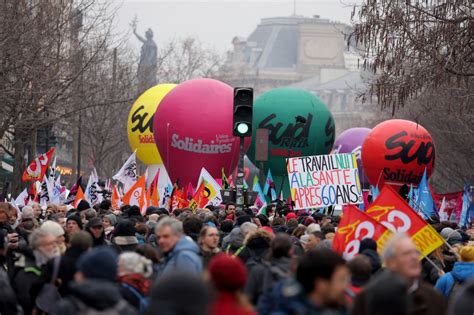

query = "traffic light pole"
[236, 136, 245, 210]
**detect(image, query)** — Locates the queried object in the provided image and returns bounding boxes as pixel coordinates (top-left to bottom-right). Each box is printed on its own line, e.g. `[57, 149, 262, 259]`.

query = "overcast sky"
[115, 0, 357, 53]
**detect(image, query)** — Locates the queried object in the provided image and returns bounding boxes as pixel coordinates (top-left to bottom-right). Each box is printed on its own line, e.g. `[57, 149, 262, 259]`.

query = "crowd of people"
[0, 199, 473, 315]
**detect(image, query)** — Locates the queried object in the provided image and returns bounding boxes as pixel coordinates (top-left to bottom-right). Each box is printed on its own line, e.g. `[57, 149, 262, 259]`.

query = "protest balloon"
[127, 84, 177, 164]
[153, 78, 250, 185]
[361, 119, 435, 188]
[332, 127, 371, 186]
[247, 88, 335, 196]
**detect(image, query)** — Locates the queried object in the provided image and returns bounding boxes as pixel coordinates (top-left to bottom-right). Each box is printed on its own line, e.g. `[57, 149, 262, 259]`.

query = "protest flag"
[39, 174, 54, 206]
[370, 185, 380, 201]
[222, 168, 230, 189]
[65, 176, 82, 204]
[459, 186, 472, 228]
[122, 175, 147, 212]
[438, 197, 449, 221]
[253, 181, 266, 210]
[73, 186, 85, 208]
[416, 169, 437, 219]
[367, 185, 444, 257]
[169, 185, 189, 211]
[48, 156, 57, 182]
[14, 189, 29, 207]
[113, 151, 137, 192]
[333, 205, 392, 260]
[253, 175, 259, 189]
[189, 181, 210, 211]
[263, 169, 277, 201]
[85, 168, 102, 205]
[111, 185, 121, 210]
[197, 167, 223, 206]
[186, 182, 195, 200]
[22, 148, 55, 181]
[431, 188, 463, 222]
[146, 169, 160, 207]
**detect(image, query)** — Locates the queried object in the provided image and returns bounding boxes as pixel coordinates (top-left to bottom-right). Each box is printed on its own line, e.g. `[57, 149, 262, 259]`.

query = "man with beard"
[269, 247, 349, 314]
[10, 228, 59, 314]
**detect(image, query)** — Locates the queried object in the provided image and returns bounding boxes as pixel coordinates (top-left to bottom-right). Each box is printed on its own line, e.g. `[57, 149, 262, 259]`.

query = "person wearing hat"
[103, 213, 117, 240]
[440, 227, 464, 246]
[85, 217, 110, 247]
[208, 253, 256, 315]
[435, 245, 474, 297]
[66, 215, 83, 235]
[55, 246, 138, 315]
[111, 219, 139, 253]
[118, 252, 153, 311]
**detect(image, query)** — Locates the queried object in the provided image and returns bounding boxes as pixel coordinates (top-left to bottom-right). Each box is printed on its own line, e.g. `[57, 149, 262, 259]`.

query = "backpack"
[121, 283, 149, 313]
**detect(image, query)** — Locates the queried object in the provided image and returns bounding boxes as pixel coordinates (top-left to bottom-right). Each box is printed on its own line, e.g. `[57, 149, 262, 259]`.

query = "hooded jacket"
[435, 262, 474, 297]
[157, 236, 202, 277]
[55, 279, 138, 315]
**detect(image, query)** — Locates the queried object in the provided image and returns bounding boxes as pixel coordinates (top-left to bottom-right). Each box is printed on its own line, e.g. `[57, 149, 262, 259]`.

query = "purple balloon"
[331, 128, 371, 185]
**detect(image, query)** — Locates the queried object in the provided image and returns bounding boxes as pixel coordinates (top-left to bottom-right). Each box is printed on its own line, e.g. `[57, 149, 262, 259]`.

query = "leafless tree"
[157, 37, 224, 83]
[352, 0, 473, 190]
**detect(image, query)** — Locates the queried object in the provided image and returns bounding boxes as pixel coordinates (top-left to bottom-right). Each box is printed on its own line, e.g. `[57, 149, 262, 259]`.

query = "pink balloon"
[153, 78, 251, 185]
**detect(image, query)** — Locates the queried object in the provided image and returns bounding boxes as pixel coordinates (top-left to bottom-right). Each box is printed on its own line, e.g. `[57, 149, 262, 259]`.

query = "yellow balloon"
[127, 84, 177, 164]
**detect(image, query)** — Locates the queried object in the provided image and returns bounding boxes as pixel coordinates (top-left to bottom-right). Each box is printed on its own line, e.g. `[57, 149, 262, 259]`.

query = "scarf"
[119, 273, 151, 295]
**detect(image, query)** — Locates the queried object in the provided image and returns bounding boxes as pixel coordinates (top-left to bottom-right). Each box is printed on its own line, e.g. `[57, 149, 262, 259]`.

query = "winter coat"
[255, 257, 293, 314]
[9, 248, 46, 315]
[55, 279, 138, 315]
[360, 248, 382, 274]
[210, 292, 256, 315]
[222, 227, 244, 254]
[156, 236, 202, 277]
[0, 266, 22, 315]
[435, 262, 474, 297]
[42, 246, 85, 297]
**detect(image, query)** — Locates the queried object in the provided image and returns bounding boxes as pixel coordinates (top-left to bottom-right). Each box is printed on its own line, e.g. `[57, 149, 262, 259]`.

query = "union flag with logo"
[22, 148, 55, 181]
[333, 205, 392, 260]
[366, 185, 444, 257]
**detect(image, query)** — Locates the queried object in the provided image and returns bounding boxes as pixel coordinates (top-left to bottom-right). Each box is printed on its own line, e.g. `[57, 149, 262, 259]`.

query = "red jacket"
[210, 292, 256, 315]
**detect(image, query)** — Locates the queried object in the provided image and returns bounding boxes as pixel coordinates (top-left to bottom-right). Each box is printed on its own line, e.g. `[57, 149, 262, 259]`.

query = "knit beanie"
[208, 254, 247, 292]
[113, 219, 136, 237]
[77, 246, 118, 282]
[440, 227, 463, 245]
[104, 214, 117, 226]
[40, 220, 65, 237]
[77, 200, 91, 212]
[286, 212, 297, 221]
[67, 215, 83, 230]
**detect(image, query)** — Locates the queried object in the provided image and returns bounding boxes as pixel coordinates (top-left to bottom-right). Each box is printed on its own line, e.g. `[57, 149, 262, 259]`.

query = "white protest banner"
[287, 153, 363, 210]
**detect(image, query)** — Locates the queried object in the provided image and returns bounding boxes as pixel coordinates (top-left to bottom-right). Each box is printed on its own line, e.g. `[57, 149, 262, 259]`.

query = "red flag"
[147, 170, 160, 207]
[22, 148, 55, 181]
[170, 186, 189, 211]
[189, 181, 210, 211]
[431, 187, 463, 221]
[186, 182, 195, 200]
[366, 185, 444, 257]
[111, 185, 121, 210]
[122, 175, 146, 210]
[333, 205, 392, 260]
[73, 186, 85, 208]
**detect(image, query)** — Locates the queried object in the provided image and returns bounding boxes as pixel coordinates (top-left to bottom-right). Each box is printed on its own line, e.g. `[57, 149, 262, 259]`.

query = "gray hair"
[241, 222, 258, 236]
[155, 217, 183, 235]
[381, 233, 411, 262]
[118, 252, 153, 277]
[29, 228, 54, 250]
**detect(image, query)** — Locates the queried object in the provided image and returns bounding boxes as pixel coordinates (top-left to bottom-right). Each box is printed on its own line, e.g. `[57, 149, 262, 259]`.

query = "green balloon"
[248, 88, 335, 196]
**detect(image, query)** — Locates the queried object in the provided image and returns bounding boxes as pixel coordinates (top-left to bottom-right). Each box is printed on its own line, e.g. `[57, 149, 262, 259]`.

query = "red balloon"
[153, 78, 250, 186]
[361, 119, 435, 188]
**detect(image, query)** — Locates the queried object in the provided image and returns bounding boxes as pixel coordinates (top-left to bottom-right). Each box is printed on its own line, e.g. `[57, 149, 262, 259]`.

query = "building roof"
[310, 71, 365, 92]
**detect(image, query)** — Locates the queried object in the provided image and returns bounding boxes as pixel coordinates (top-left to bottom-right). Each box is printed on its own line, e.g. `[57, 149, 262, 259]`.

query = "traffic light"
[233, 87, 253, 137]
